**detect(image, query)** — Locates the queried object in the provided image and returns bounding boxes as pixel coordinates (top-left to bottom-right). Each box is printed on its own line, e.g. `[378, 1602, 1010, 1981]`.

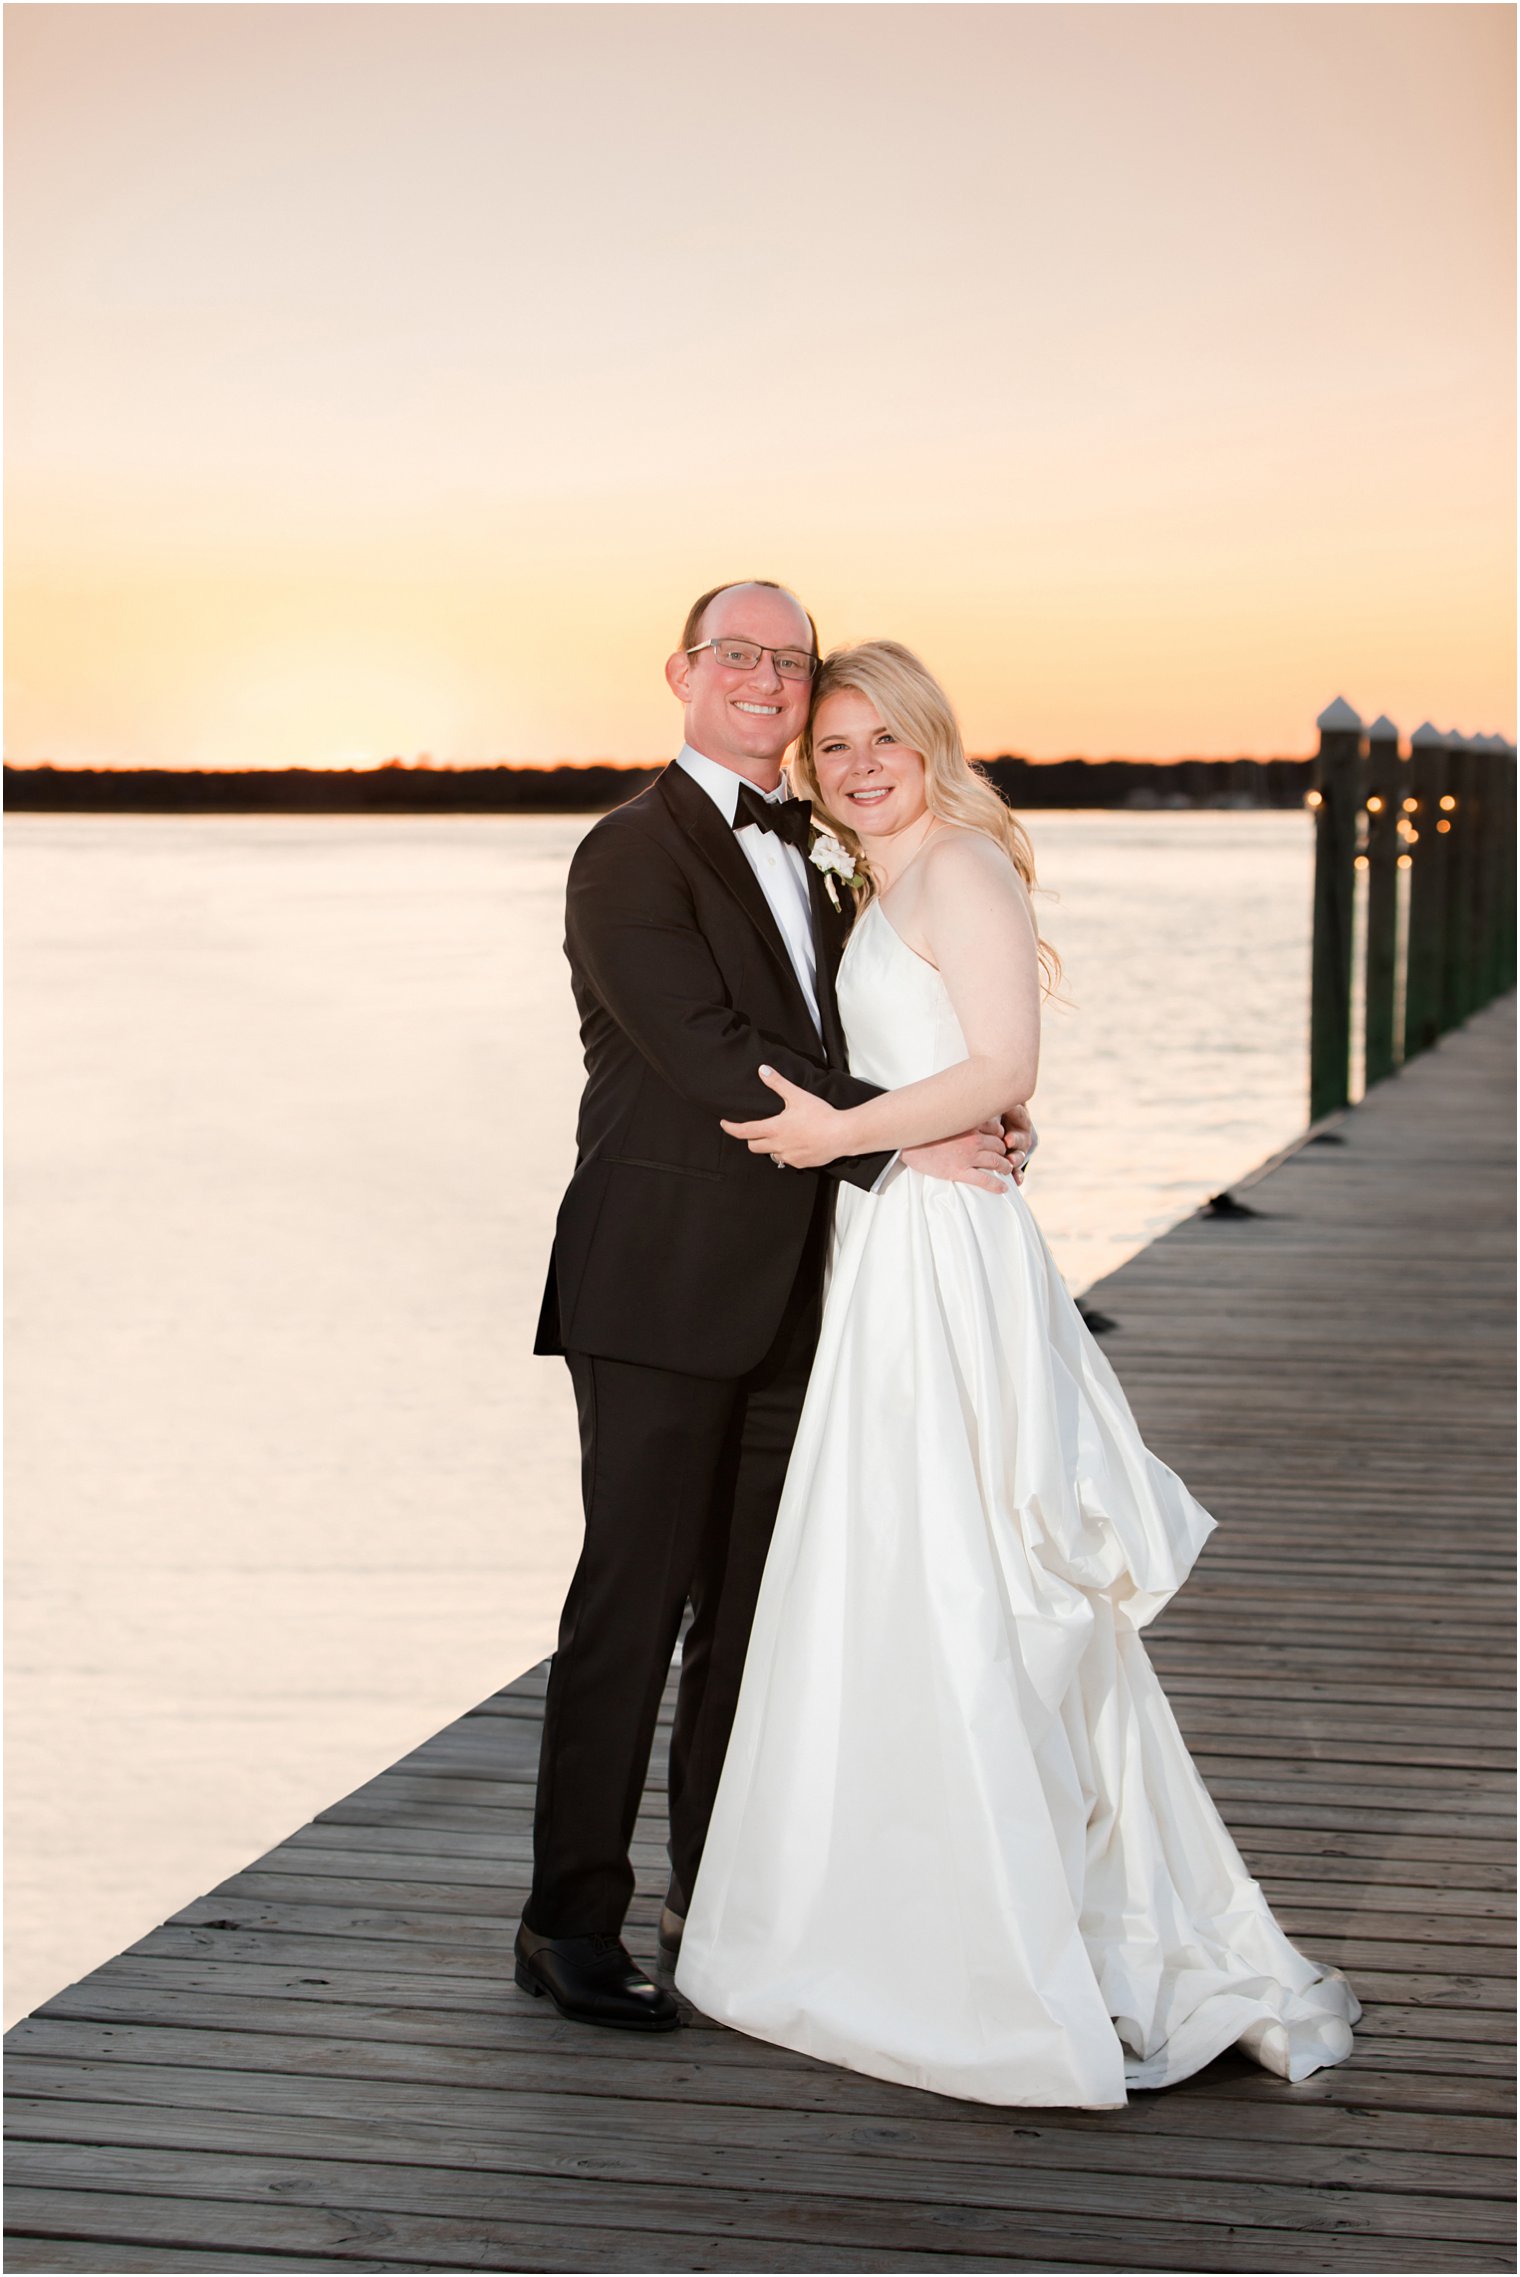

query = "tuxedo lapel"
[804, 851, 852, 1069]
[658, 762, 819, 1018]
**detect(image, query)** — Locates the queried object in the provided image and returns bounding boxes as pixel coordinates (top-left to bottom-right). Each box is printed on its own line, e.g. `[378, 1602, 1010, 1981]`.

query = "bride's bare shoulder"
[921, 825, 1030, 902]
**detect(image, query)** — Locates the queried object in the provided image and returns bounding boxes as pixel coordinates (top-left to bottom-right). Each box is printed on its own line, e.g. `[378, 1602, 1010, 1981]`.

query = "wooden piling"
[1492, 746, 1510, 997]
[1488, 736, 1513, 1001]
[1308, 696, 1363, 1119]
[1404, 722, 1450, 1059]
[1363, 716, 1401, 1086]
[1441, 735, 1481, 1026]
[1466, 737, 1503, 1017]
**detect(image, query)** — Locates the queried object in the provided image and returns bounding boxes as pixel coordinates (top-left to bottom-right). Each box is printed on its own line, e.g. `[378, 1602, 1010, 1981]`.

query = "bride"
[673, 640, 1359, 2108]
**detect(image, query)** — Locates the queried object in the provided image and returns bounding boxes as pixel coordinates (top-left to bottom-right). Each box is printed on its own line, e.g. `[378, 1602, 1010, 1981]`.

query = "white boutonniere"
[809, 829, 861, 910]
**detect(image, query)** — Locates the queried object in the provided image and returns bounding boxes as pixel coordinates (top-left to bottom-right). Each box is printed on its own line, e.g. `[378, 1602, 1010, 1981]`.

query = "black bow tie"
[734, 782, 813, 852]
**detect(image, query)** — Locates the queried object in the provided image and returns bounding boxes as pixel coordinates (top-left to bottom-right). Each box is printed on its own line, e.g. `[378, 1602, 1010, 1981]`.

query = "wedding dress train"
[676, 900, 1358, 2107]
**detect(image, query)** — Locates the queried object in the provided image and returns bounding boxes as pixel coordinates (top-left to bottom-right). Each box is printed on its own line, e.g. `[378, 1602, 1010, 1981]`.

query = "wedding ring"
[771, 1154, 786, 1169]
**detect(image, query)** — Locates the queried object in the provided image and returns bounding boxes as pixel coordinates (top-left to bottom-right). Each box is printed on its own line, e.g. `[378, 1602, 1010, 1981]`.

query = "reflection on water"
[5, 808, 1310, 2023]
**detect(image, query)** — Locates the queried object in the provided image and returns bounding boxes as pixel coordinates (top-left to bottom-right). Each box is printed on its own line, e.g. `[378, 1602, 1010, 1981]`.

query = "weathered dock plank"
[6, 995, 1514, 2275]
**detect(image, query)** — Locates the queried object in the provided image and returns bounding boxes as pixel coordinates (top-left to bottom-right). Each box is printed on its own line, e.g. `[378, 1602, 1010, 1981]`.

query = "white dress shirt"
[676, 743, 822, 1037]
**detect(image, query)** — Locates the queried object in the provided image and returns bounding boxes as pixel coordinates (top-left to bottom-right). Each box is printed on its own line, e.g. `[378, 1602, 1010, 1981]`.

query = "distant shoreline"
[4, 757, 1313, 813]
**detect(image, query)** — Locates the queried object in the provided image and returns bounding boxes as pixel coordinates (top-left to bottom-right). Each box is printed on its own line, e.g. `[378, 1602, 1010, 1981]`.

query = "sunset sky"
[6, 3, 1514, 769]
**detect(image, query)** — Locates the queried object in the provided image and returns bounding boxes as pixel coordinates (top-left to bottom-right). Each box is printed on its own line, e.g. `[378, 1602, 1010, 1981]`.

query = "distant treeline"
[4, 755, 1313, 813]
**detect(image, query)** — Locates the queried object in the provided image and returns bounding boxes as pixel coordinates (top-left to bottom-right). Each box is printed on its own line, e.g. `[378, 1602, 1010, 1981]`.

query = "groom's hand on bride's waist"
[902, 1121, 1017, 1192]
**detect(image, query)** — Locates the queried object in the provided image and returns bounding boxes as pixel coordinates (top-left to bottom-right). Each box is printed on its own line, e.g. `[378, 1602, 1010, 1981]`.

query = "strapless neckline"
[836, 895, 970, 1092]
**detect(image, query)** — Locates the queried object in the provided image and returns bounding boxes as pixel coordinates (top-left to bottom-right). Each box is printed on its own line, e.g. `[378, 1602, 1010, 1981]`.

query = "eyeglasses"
[686, 638, 817, 682]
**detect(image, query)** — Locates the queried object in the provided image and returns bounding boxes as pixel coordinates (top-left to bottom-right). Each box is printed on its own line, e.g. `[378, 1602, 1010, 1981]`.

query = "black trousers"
[527, 1188, 829, 1938]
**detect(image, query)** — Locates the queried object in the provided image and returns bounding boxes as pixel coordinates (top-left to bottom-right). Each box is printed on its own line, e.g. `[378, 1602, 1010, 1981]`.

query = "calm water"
[5, 809, 1312, 2023]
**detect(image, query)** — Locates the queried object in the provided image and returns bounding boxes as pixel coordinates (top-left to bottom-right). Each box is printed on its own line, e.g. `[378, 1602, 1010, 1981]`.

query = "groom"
[517, 580, 1030, 2030]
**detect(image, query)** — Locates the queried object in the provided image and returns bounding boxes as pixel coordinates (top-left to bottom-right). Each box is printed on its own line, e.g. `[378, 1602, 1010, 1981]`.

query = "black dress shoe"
[514, 1922, 681, 2032]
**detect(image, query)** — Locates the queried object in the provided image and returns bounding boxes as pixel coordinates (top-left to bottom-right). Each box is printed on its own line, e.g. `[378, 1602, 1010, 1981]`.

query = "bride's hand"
[721, 1067, 849, 1168]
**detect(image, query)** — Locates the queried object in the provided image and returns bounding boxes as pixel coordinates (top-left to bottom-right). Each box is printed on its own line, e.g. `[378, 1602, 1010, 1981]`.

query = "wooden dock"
[6, 996, 1514, 2275]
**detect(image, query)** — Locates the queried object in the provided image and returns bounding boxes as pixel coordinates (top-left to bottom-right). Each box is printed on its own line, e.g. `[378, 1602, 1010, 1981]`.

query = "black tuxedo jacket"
[534, 761, 891, 1379]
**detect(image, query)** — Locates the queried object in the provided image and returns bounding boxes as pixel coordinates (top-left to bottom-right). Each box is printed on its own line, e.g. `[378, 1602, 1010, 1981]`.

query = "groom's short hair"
[680, 580, 820, 660]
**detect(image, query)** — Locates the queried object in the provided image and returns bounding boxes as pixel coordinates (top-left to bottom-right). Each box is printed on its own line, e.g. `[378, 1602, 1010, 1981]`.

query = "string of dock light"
[1305, 782, 1454, 866]
[1306, 789, 1458, 827]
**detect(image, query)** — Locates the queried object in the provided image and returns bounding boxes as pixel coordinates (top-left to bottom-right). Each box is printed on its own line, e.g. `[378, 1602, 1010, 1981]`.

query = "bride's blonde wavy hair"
[792, 640, 1061, 994]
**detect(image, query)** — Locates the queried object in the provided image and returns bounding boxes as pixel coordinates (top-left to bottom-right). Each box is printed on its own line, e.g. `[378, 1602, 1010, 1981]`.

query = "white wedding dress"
[676, 901, 1359, 2107]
